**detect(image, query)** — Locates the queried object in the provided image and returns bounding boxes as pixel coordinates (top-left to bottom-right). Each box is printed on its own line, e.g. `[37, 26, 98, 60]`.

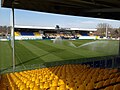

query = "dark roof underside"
[1, 0, 120, 20]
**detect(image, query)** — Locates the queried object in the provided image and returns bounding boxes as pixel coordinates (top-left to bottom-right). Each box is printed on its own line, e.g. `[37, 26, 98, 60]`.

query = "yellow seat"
[26, 81, 31, 87]
[50, 86, 57, 90]
[95, 81, 104, 89]
[103, 79, 110, 86]
[103, 74, 109, 80]
[58, 79, 65, 86]
[78, 84, 86, 90]
[24, 88, 29, 90]
[35, 79, 40, 86]
[104, 86, 113, 90]
[40, 82, 44, 89]
[19, 84, 26, 90]
[33, 86, 39, 90]
[109, 74, 115, 79]
[23, 78, 28, 83]
[52, 79, 58, 86]
[91, 77, 97, 83]
[44, 82, 49, 89]
[113, 84, 120, 90]
[84, 78, 91, 85]
[110, 77, 117, 84]
[29, 82, 35, 89]
[59, 84, 66, 90]
[16, 80, 21, 85]
[18, 82, 23, 88]
[86, 82, 94, 90]
[69, 81, 75, 87]
[116, 76, 120, 82]
[32, 77, 36, 81]
[97, 75, 103, 81]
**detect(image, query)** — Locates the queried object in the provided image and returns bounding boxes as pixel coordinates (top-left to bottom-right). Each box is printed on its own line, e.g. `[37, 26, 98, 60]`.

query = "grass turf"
[0, 40, 119, 72]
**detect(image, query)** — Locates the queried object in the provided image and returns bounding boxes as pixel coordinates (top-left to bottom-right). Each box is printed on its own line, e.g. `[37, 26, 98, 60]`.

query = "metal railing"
[0, 55, 120, 74]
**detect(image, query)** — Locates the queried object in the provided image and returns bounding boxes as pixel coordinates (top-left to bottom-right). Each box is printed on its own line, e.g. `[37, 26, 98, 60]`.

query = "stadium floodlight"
[105, 26, 108, 39]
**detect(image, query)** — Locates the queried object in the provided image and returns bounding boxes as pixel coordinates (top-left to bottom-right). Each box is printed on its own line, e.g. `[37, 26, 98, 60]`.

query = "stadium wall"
[78, 36, 100, 40]
[15, 36, 42, 40]
[0, 39, 8, 41]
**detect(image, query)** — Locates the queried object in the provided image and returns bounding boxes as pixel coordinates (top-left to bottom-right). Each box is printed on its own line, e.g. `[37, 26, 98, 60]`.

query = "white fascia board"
[15, 25, 55, 30]
[14, 25, 97, 31]
[70, 28, 97, 31]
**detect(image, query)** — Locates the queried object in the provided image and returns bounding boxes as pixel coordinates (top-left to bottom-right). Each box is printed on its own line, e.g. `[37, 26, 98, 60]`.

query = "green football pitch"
[0, 40, 119, 73]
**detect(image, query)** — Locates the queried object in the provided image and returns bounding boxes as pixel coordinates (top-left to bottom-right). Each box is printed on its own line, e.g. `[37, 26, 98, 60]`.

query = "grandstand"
[14, 25, 97, 40]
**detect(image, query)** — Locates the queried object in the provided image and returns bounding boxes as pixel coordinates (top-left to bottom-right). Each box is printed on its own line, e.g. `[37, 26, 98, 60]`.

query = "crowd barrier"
[0, 55, 119, 74]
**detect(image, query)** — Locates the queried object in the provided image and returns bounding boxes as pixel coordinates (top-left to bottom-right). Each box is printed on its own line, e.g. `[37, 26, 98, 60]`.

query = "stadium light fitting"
[13, 0, 20, 5]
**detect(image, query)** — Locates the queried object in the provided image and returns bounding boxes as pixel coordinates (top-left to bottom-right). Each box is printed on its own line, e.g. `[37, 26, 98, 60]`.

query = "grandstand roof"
[15, 25, 55, 30]
[15, 25, 97, 31]
[1, 0, 120, 20]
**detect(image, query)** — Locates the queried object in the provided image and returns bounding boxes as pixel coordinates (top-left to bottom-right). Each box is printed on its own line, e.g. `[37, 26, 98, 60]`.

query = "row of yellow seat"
[15, 32, 21, 36]
[0, 64, 120, 90]
[34, 32, 41, 36]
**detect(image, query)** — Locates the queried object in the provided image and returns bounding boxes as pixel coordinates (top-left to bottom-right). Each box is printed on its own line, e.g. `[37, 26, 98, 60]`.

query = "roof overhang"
[1, 0, 120, 20]
[15, 25, 55, 30]
[15, 25, 97, 31]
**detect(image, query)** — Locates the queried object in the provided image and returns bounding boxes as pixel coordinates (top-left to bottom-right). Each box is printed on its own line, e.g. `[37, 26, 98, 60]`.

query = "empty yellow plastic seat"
[110, 77, 117, 84]
[35, 78, 40, 86]
[59, 84, 66, 90]
[29, 82, 35, 89]
[18, 82, 23, 88]
[50, 86, 57, 90]
[19, 84, 26, 90]
[16, 79, 21, 85]
[84, 77, 91, 85]
[109, 74, 115, 79]
[33, 85, 39, 90]
[104, 86, 113, 90]
[32, 77, 36, 81]
[91, 77, 97, 83]
[86, 82, 95, 90]
[97, 75, 103, 81]
[52, 79, 58, 86]
[26, 80, 31, 87]
[116, 76, 120, 82]
[24, 88, 29, 90]
[103, 74, 110, 80]
[78, 84, 86, 90]
[113, 84, 120, 90]
[44, 82, 49, 89]
[103, 79, 110, 86]
[40, 82, 44, 89]
[95, 81, 104, 89]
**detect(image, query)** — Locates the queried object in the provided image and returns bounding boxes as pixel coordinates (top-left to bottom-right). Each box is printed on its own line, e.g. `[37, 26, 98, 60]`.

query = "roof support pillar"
[11, 2, 15, 72]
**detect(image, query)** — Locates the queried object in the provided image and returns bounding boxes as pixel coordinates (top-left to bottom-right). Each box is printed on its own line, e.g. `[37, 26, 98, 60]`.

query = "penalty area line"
[15, 53, 26, 70]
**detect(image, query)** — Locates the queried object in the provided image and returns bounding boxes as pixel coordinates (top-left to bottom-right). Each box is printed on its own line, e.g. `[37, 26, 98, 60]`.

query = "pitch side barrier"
[0, 55, 120, 74]
[44, 55, 120, 68]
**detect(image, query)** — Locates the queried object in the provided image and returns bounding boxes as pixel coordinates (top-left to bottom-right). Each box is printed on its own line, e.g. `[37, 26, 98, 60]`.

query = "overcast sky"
[0, 1, 120, 29]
